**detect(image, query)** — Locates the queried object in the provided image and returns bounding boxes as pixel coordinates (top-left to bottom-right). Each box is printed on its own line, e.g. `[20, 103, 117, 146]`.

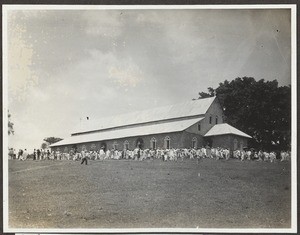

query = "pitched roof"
[51, 117, 204, 147]
[204, 123, 252, 138]
[72, 97, 215, 134]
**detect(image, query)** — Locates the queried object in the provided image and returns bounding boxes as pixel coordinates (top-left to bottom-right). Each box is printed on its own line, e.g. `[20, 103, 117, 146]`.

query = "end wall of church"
[201, 98, 225, 135]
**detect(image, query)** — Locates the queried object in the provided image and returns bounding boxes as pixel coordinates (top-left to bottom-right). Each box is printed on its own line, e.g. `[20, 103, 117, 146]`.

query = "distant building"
[50, 97, 251, 152]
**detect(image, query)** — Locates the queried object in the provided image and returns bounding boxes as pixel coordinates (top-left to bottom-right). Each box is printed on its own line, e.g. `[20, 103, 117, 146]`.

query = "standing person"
[17, 149, 23, 160]
[19, 149, 24, 161]
[23, 149, 28, 161]
[224, 148, 230, 160]
[37, 149, 41, 161]
[40, 149, 44, 160]
[33, 149, 36, 160]
[46, 149, 50, 160]
[99, 148, 105, 161]
[81, 150, 88, 165]
[206, 145, 211, 158]
[137, 148, 141, 160]
[257, 150, 263, 161]
[105, 149, 111, 160]
[215, 148, 220, 160]
[133, 148, 139, 160]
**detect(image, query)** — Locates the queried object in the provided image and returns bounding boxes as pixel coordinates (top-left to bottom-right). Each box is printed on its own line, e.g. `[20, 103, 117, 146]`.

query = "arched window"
[124, 140, 129, 150]
[150, 137, 157, 149]
[164, 136, 171, 149]
[113, 141, 118, 150]
[209, 116, 212, 124]
[91, 144, 96, 150]
[135, 137, 144, 149]
[198, 123, 201, 131]
[240, 141, 244, 150]
[233, 139, 238, 150]
[64, 147, 68, 153]
[192, 137, 197, 149]
[215, 116, 218, 124]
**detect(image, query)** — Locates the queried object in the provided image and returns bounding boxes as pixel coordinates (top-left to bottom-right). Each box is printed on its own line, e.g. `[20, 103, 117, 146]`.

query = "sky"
[5, 7, 292, 151]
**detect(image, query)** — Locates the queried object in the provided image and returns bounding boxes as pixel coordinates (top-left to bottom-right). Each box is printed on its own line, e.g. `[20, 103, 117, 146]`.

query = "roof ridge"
[84, 96, 215, 121]
[72, 97, 216, 134]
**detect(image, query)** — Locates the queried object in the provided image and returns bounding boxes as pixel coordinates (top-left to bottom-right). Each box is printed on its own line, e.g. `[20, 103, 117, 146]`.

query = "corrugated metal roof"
[72, 97, 215, 134]
[51, 117, 204, 147]
[204, 123, 252, 138]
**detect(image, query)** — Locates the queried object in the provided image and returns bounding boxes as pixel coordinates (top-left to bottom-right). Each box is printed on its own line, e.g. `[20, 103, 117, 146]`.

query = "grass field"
[8, 158, 291, 229]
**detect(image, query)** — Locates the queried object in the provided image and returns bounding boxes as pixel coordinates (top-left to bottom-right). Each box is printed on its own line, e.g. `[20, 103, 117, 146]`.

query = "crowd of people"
[10, 146, 291, 163]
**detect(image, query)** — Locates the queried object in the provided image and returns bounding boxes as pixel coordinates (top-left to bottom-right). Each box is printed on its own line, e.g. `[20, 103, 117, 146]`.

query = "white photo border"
[2, 4, 297, 234]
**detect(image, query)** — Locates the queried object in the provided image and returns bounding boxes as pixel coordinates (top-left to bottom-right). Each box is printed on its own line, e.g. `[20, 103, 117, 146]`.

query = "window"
[124, 140, 129, 150]
[209, 116, 212, 124]
[192, 137, 197, 149]
[198, 123, 201, 131]
[91, 144, 96, 150]
[136, 137, 144, 149]
[240, 141, 244, 150]
[113, 141, 118, 150]
[216, 116, 218, 124]
[164, 136, 170, 149]
[64, 147, 68, 153]
[81, 145, 86, 151]
[150, 137, 157, 149]
[233, 139, 238, 150]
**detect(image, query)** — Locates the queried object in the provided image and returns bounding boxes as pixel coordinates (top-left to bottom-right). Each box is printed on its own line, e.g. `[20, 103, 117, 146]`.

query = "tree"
[43, 137, 63, 145]
[41, 142, 48, 150]
[196, 87, 215, 99]
[197, 77, 291, 151]
[8, 110, 14, 135]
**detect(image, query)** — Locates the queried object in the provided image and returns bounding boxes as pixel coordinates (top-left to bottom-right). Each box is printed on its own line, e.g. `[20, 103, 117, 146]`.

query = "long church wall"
[51, 131, 205, 153]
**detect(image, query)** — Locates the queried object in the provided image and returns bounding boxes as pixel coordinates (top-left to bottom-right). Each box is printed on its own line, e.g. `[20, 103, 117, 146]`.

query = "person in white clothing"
[105, 149, 111, 159]
[99, 148, 105, 160]
[22, 149, 28, 161]
[81, 150, 88, 165]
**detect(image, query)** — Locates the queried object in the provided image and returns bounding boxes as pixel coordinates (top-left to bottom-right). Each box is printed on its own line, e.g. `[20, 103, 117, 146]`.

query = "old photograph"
[3, 4, 297, 233]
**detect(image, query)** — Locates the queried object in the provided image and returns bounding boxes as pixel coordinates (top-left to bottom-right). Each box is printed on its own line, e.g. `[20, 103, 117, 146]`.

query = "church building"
[50, 97, 251, 152]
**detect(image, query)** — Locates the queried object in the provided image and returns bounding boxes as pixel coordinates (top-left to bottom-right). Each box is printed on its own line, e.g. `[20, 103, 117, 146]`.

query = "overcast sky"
[5, 7, 291, 151]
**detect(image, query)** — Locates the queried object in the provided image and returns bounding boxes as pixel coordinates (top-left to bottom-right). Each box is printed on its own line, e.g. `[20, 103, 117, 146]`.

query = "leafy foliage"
[43, 137, 63, 145]
[41, 142, 48, 149]
[197, 77, 291, 151]
[198, 87, 215, 98]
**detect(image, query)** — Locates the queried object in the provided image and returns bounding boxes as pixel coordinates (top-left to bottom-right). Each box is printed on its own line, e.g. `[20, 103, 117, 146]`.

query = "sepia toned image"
[3, 5, 296, 233]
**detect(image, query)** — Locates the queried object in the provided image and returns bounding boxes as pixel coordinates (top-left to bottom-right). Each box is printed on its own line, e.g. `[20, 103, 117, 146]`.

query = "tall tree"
[197, 77, 291, 151]
[43, 137, 63, 145]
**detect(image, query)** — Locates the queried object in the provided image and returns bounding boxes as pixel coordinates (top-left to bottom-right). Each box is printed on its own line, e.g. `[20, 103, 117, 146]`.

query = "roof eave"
[204, 133, 252, 138]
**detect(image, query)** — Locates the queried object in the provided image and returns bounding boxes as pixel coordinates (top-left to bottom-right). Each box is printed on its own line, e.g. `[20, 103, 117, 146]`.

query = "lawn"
[8, 158, 291, 229]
